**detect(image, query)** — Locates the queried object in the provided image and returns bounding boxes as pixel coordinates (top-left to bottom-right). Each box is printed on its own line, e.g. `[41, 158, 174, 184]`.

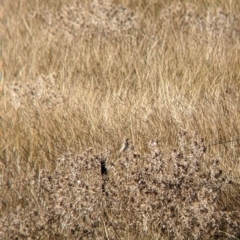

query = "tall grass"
[1, 0, 240, 239]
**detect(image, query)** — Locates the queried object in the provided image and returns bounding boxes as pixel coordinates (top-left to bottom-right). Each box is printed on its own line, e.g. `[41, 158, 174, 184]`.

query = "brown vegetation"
[1, 0, 240, 239]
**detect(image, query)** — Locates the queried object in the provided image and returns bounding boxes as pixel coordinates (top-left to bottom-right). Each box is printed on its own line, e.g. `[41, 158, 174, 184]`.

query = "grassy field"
[1, 0, 240, 239]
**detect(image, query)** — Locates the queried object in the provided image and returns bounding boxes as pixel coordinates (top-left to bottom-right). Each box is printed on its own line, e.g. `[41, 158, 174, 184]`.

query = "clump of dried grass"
[1, 134, 239, 239]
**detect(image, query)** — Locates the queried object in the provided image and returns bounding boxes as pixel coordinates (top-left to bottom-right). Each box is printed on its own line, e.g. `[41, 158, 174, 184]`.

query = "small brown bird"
[119, 138, 130, 157]
[148, 139, 159, 149]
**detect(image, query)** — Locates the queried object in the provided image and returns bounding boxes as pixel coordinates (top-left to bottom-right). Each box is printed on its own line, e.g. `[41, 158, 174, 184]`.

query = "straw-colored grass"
[1, 0, 240, 239]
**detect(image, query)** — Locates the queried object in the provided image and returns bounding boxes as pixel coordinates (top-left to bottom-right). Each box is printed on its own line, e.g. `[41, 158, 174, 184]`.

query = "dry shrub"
[106, 133, 240, 239]
[6, 73, 65, 110]
[36, 0, 140, 44]
[0, 149, 105, 239]
[157, 2, 240, 61]
[159, 2, 240, 44]
[1, 134, 240, 239]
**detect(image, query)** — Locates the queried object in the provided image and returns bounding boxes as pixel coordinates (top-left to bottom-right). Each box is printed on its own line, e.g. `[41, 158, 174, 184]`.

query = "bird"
[119, 138, 130, 157]
[148, 139, 159, 149]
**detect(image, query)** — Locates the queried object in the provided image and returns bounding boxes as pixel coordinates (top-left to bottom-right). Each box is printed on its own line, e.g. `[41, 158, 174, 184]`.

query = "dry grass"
[1, 0, 240, 239]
